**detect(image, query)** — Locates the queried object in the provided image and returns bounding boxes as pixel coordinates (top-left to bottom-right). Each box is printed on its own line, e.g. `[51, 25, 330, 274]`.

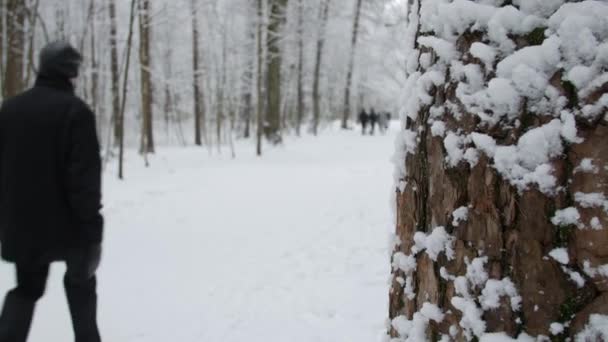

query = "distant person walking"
[358, 109, 369, 135]
[369, 108, 379, 135]
[0, 41, 103, 342]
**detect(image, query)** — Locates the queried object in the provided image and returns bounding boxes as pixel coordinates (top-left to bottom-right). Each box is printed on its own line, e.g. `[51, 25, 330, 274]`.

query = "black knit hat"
[38, 41, 82, 80]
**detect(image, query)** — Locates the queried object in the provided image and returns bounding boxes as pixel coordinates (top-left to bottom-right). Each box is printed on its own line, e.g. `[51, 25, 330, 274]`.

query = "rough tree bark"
[138, 0, 154, 154]
[312, 0, 330, 136]
[265, 0, 287, 144]
[340, 0, 362, 130]
[389, 1, 608, 340]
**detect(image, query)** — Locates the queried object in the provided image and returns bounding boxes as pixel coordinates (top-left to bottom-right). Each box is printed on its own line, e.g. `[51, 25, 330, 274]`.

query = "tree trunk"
[340, 0, 362, 130]
[191, 0, 204, 146]
[242, 17, 255, 139]
[138, 0, 154, 154]
[89, 0, 100, 131]
[256, 0, 264, 156]
[4, 0, 25, 98]
[295, 0, 304, 136]
[389, 1, 608, 340]
[118, 0, 137, 180]
[265, 0, 287, 144]
[23, 0, 38, 88]
[108, 0, 121, 145]
[312, 0, 329, 136]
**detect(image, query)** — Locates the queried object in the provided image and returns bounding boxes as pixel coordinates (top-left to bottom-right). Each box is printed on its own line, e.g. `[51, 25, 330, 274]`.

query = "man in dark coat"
[0, 41, 103, 342]
[358, 109, 369, 135]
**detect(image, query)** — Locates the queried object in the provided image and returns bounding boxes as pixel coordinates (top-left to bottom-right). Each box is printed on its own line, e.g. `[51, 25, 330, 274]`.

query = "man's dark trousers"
[0, 246, 101, 342]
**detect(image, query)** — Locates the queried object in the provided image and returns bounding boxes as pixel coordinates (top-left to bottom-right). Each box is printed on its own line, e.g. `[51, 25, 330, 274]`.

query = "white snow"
[470, 42, 497, 71]
[412, 226, 455, 261]
[391, 303, 445, 342]
[452, 296, 486, 339]
[418, 36, 457, 63]
[575, 314, 608, 342]
[575, 192, 608, 212]
[548, 248, 569, 265]
[574, 158, 599, 174]
[590, 217, 603, 230]
[431, 121, 446, 138]
[550, 322, 565, 335]
[444, 132, 467, 167]
[562, 267, 586, 288]
[0, 125, 396, 342]
[479, 278, 521, 311]
[551, 207, 581, 227]
[583, 260, 608, 278]
[452, 206, 469, 227]
[480, 332, 536, 342]
[512, 0, 565, 18]
[471, 133, 497, 158]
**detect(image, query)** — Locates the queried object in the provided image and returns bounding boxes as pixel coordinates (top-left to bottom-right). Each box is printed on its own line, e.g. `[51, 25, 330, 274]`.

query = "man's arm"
[66, 102, 103, 244]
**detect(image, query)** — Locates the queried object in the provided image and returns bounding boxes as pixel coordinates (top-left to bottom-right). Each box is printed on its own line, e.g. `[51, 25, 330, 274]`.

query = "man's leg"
[64, 245, 102, 342]
[0, 263, 50, 342]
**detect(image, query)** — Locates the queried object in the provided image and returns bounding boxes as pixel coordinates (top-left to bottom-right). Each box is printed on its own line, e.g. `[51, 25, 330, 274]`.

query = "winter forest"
[0, 0, 406, 174]
[0, 0, 607, 341]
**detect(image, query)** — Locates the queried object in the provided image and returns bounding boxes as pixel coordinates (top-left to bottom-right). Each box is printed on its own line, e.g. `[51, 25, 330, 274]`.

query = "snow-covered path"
[0, 125, 395, 342]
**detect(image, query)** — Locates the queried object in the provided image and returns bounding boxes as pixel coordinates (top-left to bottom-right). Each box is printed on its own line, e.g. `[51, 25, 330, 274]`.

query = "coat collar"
[34, 74, 75, 93]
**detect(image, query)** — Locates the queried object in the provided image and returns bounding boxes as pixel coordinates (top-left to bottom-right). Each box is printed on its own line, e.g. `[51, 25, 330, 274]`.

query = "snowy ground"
[0, 123, 396, 342]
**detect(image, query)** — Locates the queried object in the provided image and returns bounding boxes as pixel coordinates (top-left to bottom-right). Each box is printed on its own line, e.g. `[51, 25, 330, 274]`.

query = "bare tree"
[118, 0, 137, 179]
[265, 0, 287, 144]
[4, 0, 26, 98]
[191, 0, 205, 146]
[138, 0, 154, 154]
[256, 0, 264, 156]
[294, 0, 304, 136]
[312, 0, 330, 136]
[341, 0, 362, 129]
[108, 0, 121, 145]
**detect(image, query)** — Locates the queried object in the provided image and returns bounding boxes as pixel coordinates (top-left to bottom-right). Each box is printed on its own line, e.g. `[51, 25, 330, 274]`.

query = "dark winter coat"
[0, 42, 103, 264]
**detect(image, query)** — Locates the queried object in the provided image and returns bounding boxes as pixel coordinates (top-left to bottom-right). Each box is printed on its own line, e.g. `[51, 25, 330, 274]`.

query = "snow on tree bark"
[389, 1, 608, 340]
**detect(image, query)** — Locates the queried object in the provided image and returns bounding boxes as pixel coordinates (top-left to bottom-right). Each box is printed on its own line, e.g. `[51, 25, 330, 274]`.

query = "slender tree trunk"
[242, 16, 256, 139]
[4, 0, 25, 98]
[341, 0, 362, 129]
[191, 0, 204, 146]
[109, 0, 121, 145]
[312, 0, 330, 136]
[265, 0, 287, 144]
[295, 0, 304, 136]
[138, 0, 154, 155]
[90, 0, 100, 130]
[256, 0, 264, 156]
[118, 0, 137, 180]
[23, 0, 38, 88]
[216, 26, 228, 152]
